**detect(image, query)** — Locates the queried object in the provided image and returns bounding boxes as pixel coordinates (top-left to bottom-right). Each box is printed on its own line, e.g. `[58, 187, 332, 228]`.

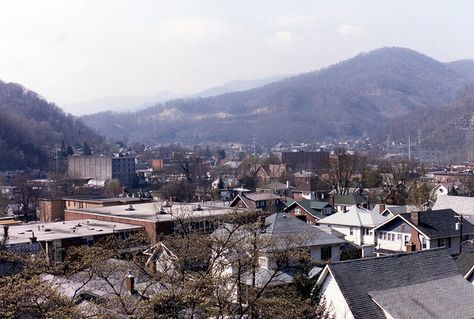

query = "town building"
[0, 220, 144, 262]
[64, 201, 238, 242]
[281, 151, 329, 171]
[317, 248, 474, 319]
[37, 195, 152, 223]
[372, 209, 474, 255]
[68, 155, 136, 186]
[284, 199, 334, 225]
[318, 205, 388, 246]
[229, 192, 285, 211]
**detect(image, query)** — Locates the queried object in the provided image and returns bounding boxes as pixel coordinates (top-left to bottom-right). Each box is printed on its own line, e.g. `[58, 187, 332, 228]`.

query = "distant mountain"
[81, 47, 474, 145]
[65, 91, 183, 115]
[69, 75, 288, 115]
[447, 59, 474, 82]
[189, 74, 289, 98]
[0, 80, 103, 170]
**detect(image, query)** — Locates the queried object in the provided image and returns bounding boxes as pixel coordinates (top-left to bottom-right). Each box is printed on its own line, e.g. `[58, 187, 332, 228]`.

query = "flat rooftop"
[1, 220, 144, 245]
[66, 201, 237, 223]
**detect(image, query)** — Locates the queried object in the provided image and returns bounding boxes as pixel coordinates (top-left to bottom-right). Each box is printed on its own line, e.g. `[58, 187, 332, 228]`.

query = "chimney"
[406, 242, 416, 252]
[379, 204, 386, 214]
[328, 194, 335, 207]
[411, 211, 420, 225]
[125, 273, 135, 294]
[29, 231, 37, 244]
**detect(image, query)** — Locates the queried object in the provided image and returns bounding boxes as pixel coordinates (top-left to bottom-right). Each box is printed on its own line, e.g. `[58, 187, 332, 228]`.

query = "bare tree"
[324, 149, 365, 195]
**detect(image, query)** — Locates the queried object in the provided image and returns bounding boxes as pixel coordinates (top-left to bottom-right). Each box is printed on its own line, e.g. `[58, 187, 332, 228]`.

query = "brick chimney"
[125, 272, 135, 294]
[379, 204, 386, 214]
[409, 211, 422, 250]
[411, 211, 420, 225]
[328, 194, 335, 207]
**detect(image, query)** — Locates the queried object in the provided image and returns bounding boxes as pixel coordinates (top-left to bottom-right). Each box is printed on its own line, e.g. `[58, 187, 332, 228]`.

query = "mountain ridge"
[81, 47, 474, 145]
[0, 80, 103, 170]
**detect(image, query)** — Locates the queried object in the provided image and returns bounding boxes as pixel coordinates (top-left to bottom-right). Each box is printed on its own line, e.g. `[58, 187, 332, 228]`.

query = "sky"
[1, 0, 474, 115]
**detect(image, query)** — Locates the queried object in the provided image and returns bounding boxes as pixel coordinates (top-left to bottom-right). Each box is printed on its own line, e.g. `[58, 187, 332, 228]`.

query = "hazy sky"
[1, 0, 474, 114]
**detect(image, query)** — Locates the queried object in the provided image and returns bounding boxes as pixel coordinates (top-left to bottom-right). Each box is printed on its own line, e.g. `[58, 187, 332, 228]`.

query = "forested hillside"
[82, 47, 474, 145]
[0, 80, 103, 170]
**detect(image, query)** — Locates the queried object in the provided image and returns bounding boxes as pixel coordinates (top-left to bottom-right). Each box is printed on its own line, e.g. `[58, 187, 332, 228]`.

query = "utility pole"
[386, 134, 390, 155]
[408, 136, 411, 162]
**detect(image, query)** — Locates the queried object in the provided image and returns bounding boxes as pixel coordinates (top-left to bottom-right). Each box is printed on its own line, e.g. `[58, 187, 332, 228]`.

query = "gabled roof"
[456, 250, 474, 278]
[433, 195, 474, 217]
[263, 213, 344, 247]
[331, 194, 367, 206]
[244, 192, 282, 201]
[318, 205, 388, 228]
[258, 181, 288, 191]
[368, 276, 474, 319]
[284, 199, 332, 220]
[319, 248, 467, 319]
[373, 209, 474, 239]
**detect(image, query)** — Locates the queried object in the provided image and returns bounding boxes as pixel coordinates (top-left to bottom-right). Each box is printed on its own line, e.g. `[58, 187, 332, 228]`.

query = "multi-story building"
[68, 155, 136, 186]
[281, 151, 329, 171]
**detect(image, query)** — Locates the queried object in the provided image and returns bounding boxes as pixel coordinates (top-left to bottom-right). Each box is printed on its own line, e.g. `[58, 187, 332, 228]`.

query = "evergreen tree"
[82, 142, 92, 155]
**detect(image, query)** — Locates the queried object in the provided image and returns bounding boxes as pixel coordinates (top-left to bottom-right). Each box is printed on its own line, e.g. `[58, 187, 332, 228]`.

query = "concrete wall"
[68, 156, 112, 181]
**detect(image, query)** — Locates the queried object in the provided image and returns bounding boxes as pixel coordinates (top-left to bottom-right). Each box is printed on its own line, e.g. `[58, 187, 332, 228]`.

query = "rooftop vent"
[125, 204, 135, 211]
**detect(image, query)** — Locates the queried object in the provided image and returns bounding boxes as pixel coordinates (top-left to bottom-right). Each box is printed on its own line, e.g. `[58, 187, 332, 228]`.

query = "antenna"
[408, 136, 411, 162]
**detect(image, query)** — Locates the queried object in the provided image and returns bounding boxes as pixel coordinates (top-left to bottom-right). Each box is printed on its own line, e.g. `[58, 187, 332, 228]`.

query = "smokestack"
[379, 204, 386, 214]
[411, 211, 420, 225]
[126, 273, 135, 294]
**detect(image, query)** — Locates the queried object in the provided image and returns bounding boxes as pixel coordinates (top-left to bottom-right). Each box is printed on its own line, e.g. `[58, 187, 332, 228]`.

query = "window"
[349, 227, 354, 235]
[321, 246, 332, 260]
[404, 235, 410, 245]
[422, 237, 428, 249]
[397, 234, 402, 241]
[438, 237, 451, 248]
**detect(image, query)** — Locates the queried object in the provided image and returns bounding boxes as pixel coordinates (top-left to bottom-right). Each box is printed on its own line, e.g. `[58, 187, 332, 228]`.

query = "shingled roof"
[320, 248, 469, 319]
[397, 209, 474, 238]
[263, 213, 344, 248]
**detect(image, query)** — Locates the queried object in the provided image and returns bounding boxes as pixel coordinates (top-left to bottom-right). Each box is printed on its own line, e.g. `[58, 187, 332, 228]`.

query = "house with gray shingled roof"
[284, 199, 334, 225]
[372, 209, 474, 255]
[317, 248, 474, 319]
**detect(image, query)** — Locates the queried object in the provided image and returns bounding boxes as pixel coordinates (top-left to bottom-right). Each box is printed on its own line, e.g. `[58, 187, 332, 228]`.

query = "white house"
[372, 209, 474, 255]
[316, 248, 474, 319]
[318, 205, 388, 246]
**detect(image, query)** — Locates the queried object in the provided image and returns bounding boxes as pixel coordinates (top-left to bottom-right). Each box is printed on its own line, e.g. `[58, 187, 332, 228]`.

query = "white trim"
[465, 265, 474, 280]
[372, 214, 431, 239]
[229, 195, 249, 208]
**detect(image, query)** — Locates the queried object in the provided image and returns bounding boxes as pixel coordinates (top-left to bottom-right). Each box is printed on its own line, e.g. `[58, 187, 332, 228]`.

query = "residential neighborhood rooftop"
[320, 248, 474, 319]
[318, 205, 388, 227]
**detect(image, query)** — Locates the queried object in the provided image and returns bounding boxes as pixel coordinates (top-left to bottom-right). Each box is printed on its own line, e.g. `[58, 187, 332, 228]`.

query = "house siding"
[320, 272, 355, 319]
